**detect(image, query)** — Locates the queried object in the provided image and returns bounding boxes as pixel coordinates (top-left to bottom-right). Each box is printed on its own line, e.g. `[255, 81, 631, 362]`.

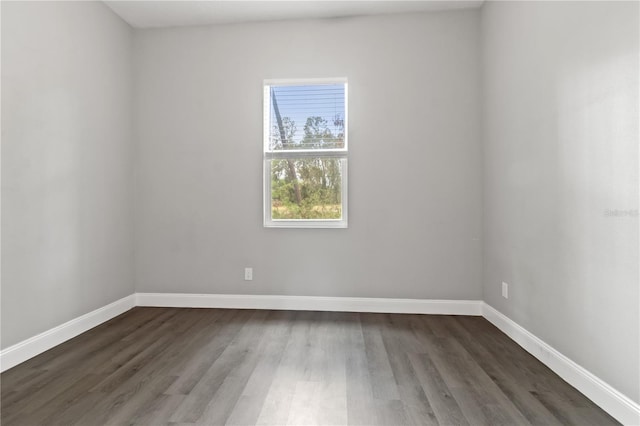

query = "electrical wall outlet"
[502, 281, 509, 299]
[244, 267, 253, 281]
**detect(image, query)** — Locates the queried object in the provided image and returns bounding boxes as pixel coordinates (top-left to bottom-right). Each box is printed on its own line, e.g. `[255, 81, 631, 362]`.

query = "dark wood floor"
[1, 308, 618, 426]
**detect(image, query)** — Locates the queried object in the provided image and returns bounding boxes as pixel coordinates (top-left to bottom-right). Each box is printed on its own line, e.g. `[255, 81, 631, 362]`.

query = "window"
[263, 78, 348, 228]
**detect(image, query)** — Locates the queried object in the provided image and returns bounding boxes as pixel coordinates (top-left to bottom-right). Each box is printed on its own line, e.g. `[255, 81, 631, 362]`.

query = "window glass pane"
[270, 157, 344, 220]
[269, 84, 345, 151]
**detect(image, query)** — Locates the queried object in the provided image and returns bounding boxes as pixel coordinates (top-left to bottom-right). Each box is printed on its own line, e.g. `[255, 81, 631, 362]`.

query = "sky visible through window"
[270, 83, 345, 145]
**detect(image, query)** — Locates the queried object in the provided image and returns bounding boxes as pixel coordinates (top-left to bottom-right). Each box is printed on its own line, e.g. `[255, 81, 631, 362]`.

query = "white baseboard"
[0, 294, 479, 373]
[2, 292, 636, 425]
[135, 293, 484, 316]
[482, 303, 640, 426]
[0, 294, 136, 373]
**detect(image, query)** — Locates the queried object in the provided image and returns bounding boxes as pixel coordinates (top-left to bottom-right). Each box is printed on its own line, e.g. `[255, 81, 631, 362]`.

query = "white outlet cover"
[502, 282, 509, 298]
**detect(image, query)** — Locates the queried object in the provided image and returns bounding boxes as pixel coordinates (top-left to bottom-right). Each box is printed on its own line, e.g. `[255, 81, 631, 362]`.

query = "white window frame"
[263, 78, 348, 228]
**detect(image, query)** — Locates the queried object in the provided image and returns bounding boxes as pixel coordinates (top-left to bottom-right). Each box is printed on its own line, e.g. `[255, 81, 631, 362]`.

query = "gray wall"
[4, 1, 637, 407]
[481, 1, 639, 403]
[133, 10, 483, 299]
[1, 1, 134, 348]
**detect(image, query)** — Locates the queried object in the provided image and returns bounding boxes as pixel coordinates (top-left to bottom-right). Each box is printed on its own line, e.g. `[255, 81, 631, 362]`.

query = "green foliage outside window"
[270, 115, 344, 220]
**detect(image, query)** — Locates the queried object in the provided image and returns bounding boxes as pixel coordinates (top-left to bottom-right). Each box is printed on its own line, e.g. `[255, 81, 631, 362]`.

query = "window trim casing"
[263, 77, 348, 229]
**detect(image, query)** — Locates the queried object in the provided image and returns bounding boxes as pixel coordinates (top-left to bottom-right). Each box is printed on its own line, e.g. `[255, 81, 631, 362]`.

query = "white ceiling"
[104, 1, 484, 29]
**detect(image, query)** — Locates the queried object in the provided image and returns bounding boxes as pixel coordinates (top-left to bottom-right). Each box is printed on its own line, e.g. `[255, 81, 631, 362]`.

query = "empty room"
[1, 0, 638, 425]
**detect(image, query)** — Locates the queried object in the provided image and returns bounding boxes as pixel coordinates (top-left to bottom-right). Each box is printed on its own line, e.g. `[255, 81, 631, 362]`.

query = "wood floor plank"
[2, 373, 107, 426]
[164, 308, 248, 395]
[1, 363, 90, 422]
[312, 312, 349, 426]
[445, 316, 563, 426]
[255, 311, 322, 425]
[1, 308, 620, 426]
[411, 319, 528, 425]
[0, 368, 50, 407]
[378, 314, 438, 426]
[407, 351, 470, 426]
[169, 310, 269, 424]
[30, 308, 175, 375]
[225, 311, 295, 426]
[42, 389, 108, 426]
[343, 312, 380, 426]
[195, 311, 283, 425]
[75, 375, 177, 426]
[361, 313, 401, 401]
[131, 394, 186, 426]
[456, 315, 616, 422]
